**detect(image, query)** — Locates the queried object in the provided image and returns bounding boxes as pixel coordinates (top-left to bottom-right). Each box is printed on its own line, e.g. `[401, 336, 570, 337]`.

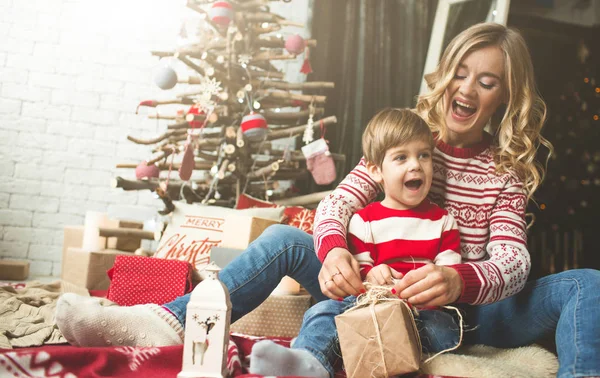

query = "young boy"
[249, 108, 462, 378]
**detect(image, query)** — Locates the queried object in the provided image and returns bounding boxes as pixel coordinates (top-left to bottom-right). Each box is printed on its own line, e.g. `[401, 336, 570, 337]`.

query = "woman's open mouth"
[452, 99, 477, 119]
[404, 179, 423, 191]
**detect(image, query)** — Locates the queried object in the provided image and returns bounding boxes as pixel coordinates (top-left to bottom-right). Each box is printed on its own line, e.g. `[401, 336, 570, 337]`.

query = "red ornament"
[240, 112, 268, 141]
[179, 142, 195, 181]
[300, 45, 313, 75]
[136, 100, 159, 114]
[209, 1, 234, 27]
[187, 104, 206, 129]
[135, 161, 160, 179]
[285, 34, 305, 55]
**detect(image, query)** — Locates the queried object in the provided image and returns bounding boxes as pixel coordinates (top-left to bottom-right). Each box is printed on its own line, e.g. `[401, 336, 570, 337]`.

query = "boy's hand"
[365, 264, 403, 286]
[392, 264, 462, 306]
[320, 248, 365, 300]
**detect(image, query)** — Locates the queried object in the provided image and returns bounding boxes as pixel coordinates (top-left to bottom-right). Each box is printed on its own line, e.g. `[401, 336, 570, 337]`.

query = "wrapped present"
[62, 247, 130, 291]
[61, 221, 147, 278]
[230, 294, 312, 338]
[335, 298, 421, 378]
[62, 226, 85, 278]
[107, 255, 193, 306]
[0, 259, 29, 280]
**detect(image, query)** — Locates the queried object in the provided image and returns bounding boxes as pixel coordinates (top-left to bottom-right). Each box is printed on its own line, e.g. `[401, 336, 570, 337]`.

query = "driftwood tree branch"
[111, 177, 159, 191]
[267, 115, 337, 140]
[255, 37, 317, 49]
[257, 90, 327, 104]
[253, 80, 334, 90]
[263, 108, 325, 124]
[127, 129, 187, 145]
[99, 227, 160, 241]
[116, 161, 214, 171]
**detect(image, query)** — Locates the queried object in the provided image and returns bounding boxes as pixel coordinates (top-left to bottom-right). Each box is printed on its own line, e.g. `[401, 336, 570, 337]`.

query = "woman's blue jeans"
[163, 225, 600, 378]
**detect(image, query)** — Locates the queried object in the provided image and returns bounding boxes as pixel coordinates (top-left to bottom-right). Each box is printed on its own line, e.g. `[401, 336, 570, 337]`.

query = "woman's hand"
[319, 248, 365, 300]
[365, 264, 403, 286]
[392, 264, 463, 307]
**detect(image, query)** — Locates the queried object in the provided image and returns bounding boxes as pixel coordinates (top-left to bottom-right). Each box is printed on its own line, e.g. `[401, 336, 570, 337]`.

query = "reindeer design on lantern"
[191, 314, 218, 365]
[178, 263, 231, 378]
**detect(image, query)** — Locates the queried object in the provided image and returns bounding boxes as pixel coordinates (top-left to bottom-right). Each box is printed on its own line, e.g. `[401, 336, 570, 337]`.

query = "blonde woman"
[56, 23, 599, 378]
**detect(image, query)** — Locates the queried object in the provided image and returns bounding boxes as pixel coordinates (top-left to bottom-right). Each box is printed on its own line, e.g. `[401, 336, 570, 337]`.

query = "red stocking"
[306, 152, 336, 185]
[302, 138, 336, 185]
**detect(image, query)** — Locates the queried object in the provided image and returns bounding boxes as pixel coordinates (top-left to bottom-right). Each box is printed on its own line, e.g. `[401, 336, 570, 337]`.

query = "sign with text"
[154, 204, 278, 276]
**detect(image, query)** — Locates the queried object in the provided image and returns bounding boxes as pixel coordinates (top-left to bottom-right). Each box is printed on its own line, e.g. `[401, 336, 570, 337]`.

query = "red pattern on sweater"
[348, 200, 461, 279]
[314, 134, 531, 305]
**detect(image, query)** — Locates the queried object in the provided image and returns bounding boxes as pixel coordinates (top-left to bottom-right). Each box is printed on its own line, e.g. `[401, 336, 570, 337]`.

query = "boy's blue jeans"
[164, 225, 600, 378]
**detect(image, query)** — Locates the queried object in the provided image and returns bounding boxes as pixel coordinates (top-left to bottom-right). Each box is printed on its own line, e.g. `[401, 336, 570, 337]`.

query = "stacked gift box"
[61, 214, 154, 291]
[60, 203, 314, 338]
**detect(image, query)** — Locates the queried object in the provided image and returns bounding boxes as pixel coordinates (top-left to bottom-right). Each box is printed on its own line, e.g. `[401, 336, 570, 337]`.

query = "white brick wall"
[0, 0, 310, 277]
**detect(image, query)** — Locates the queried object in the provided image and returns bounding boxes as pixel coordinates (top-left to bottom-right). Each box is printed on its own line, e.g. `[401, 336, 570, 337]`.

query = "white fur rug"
[420, 344, 558, 378]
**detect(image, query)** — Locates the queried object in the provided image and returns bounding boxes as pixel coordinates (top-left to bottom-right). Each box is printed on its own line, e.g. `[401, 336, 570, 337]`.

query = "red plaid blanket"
[0, 335, 294, 378]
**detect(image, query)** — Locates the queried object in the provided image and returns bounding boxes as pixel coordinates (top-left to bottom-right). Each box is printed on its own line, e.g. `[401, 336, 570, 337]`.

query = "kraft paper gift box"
[335, 301, 421, 378]
[62, 222, 144, 277]
[230, 294, 312, 337]
[62, 225, 85, 278]
[0, 260, 30, 280]
[61, 247, 130, 291]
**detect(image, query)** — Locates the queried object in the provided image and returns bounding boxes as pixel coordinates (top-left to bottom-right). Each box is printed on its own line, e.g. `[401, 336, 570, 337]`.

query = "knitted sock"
[55, 293, 184, 347]
[249, 340, 329, 378]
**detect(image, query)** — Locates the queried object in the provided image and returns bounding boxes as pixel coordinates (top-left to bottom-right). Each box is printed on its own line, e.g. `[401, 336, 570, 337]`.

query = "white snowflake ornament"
[237, 54, 251, 67]
[200, 77, 222, 96]
[302, 114, 315, 145]
[193, 77, 223, 109]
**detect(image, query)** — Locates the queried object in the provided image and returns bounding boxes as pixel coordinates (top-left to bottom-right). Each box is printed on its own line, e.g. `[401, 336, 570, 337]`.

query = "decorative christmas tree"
[112, 0, 343, 214]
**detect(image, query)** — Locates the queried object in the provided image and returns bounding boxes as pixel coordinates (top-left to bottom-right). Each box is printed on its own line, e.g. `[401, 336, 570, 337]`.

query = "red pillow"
[284, 207, 316, 235]
[235, 194, 316, 235]
[236, 193, 278, 209]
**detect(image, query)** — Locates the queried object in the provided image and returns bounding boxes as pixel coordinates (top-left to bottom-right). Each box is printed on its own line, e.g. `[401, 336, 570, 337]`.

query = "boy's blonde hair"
[415, 22, 553, 201]
[362, 108, 434, 167]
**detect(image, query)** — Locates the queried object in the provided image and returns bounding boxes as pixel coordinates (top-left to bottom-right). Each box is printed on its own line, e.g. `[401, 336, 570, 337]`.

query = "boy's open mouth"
[404, 179, 423, 190]
[452, 99, 477, 118]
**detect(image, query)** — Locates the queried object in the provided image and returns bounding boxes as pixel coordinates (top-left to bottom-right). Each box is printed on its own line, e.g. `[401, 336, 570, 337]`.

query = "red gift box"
[106, 255, 193, 306]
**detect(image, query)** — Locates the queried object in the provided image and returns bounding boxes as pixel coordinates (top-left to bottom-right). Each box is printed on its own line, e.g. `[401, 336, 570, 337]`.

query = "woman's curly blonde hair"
[415, 22, 553, 201]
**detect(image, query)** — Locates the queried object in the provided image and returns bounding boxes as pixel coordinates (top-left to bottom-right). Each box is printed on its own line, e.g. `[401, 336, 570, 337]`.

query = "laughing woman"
[56, 23, 600, 378]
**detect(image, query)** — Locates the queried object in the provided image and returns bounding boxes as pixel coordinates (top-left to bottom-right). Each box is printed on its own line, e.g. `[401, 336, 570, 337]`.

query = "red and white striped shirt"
[314, 133, 531, 305]
[348, 200, 461, 278]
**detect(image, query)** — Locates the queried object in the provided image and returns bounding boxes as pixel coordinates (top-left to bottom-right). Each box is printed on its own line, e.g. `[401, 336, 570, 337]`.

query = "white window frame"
[419, 0, 511, 95]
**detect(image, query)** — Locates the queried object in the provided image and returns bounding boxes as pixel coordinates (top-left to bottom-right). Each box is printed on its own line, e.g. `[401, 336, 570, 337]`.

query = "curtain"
[308, 0, 437, 181]
[308, 0, 438, 180]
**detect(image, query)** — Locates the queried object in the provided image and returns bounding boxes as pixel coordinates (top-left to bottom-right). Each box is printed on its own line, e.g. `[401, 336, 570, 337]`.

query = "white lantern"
[178, 263, 231, 378]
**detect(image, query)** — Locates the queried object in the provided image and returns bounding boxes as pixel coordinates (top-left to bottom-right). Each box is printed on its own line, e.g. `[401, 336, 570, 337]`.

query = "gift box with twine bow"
[335, 288, 422, 378]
